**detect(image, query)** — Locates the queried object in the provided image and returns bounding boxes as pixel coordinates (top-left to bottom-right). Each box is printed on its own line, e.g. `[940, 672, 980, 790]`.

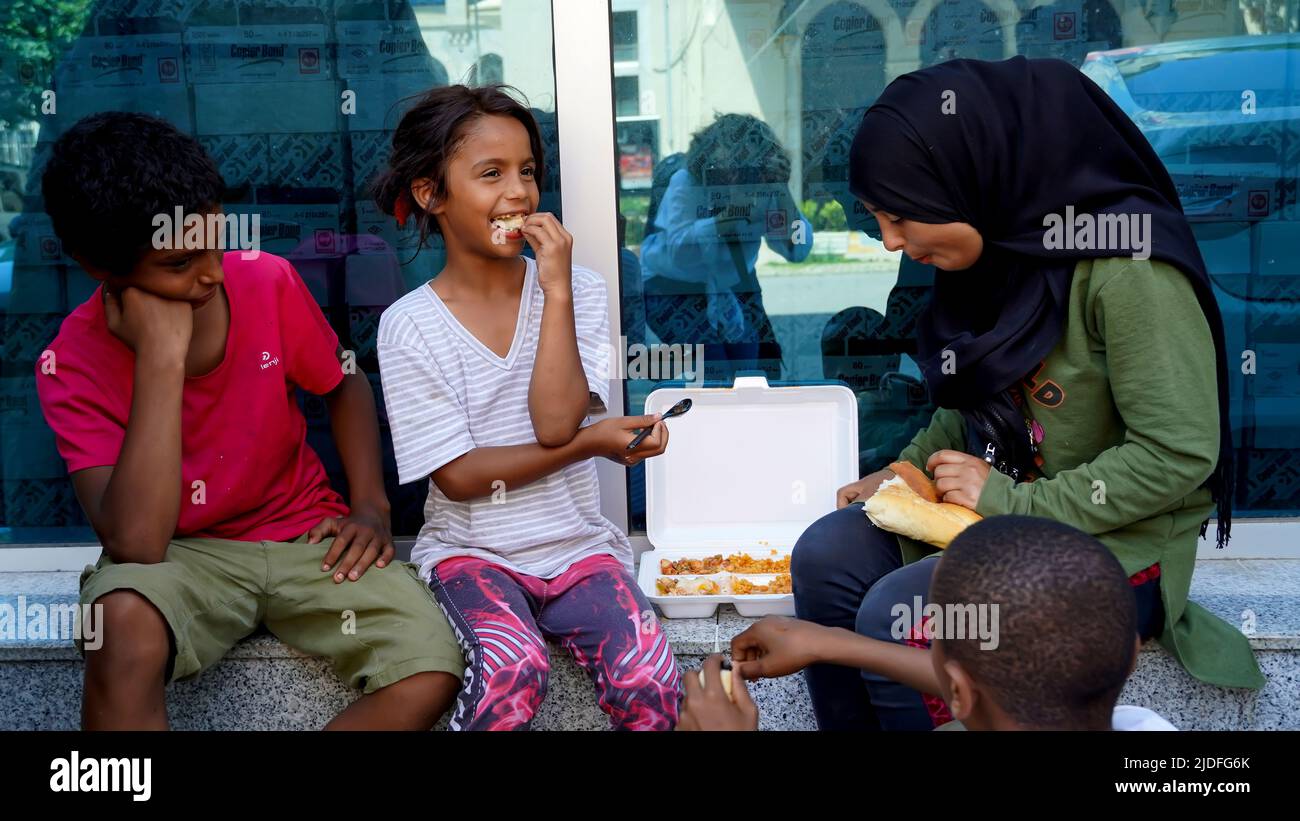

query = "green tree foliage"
[0, 0, 94, 128]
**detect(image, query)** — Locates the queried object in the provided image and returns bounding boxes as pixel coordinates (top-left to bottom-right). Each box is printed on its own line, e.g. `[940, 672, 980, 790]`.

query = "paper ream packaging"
[335, 17, 437, 80]
[182, 0, 334, 82]
[343, 253, 406, 309]
[224, 201, 340, 260]
[343, 74, 444, 132]
[1256, 221, 1300, 277]
[200, 135, 270, 186]
[51, 22, 191, 132]
[193, 81, 337, 135]
[56, 28, 186, 90]
[269, 133, 344, 189]
[1172, 173, 1283, 222]
[925, 0, 1003, 60]
[355, 200, 424, 257]
[349, 130, 392, 195]
[799, 3, 888, 59]
[184, 22, 333, 84]
[1, 377, 69, 481]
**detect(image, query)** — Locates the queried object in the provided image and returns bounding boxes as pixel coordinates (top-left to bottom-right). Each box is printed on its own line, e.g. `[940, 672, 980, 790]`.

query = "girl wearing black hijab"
[779, 57, 1263, 731]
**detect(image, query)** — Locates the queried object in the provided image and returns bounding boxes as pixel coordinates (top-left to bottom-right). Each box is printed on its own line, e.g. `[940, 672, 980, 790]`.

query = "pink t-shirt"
[36, 252, 349, 542]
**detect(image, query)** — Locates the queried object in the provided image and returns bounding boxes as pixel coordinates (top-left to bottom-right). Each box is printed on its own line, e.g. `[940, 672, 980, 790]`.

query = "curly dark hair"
[41, 111, 226, 275]
[686, 113, 790, 187]
[371, 84, 545, 249]
[930, 515, 1138, 730]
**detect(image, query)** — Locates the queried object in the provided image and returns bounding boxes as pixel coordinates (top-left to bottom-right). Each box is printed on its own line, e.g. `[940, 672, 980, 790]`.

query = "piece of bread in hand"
[698, 669, 734, 701]
[863, 462, 982, 548]
[888, 460, 942, 503]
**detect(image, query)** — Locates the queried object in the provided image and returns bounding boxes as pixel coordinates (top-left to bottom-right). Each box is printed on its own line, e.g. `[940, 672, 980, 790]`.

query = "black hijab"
[849, 57, 1235, 546]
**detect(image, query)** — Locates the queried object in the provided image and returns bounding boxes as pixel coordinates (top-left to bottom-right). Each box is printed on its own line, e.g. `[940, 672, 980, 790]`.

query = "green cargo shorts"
[78, 534, 464, 693]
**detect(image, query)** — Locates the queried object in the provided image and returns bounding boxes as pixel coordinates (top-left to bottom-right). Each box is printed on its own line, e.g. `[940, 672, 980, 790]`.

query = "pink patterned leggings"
[430, 553, 682, 731]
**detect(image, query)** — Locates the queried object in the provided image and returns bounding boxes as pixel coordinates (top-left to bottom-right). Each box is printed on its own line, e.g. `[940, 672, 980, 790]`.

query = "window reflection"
[0, 0, 558, 542]
[613, 0, 1300, 526]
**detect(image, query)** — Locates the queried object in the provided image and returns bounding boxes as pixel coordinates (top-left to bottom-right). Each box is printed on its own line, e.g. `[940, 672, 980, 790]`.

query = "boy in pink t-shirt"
[35, 112, 462, 729]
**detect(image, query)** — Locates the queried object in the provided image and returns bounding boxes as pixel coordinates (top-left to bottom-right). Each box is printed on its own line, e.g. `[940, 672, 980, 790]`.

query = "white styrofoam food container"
[638, 375, 859, 618]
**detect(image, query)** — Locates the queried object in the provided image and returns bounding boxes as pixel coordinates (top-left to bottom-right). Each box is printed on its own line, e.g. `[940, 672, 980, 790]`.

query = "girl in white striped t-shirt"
[374, 85, 682, 730]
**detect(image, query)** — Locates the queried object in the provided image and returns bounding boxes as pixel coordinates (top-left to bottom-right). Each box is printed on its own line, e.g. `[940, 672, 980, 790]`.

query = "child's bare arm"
[432, 414, 665, 502]
[528, 288, 589, 445]
[732, 616, 943, 696]
[70, 288, 190, 564]
[824, 628, 943, 696]
[433, 439, 590, 502]
[524, 213, 589, 446]
[315, 368, 398, 582]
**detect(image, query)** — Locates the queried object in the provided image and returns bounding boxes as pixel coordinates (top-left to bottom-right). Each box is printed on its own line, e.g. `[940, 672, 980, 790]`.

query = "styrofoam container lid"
[643, 375, 859, 551]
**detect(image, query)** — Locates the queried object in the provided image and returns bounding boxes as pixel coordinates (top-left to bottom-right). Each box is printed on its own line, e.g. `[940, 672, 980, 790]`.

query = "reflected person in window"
[640, 114, 813, 377]
[821, 306, 932, 477]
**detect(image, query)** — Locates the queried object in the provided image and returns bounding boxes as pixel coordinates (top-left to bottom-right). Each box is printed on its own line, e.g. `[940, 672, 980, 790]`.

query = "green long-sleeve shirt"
[895, 256, 1263, 689]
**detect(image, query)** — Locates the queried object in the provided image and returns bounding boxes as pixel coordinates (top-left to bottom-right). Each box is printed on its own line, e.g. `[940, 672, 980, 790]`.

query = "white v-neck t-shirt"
[377, 257, 631, 581]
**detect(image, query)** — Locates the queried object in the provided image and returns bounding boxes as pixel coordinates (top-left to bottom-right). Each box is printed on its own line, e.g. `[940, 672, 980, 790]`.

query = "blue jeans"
[791, 505, 1165, 731]
[791, 505, 937, 730]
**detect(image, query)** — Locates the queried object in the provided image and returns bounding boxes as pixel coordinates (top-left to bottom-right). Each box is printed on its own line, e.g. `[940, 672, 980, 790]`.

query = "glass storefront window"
[611, 0, 1300, 529]
[0, 0, 559, 544]
[0, 0, 1296, 547]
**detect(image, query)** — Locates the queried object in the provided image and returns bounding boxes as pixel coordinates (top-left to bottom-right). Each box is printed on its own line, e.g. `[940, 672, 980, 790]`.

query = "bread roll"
[888, 460, 941, 503]
[698, 669, 734, 701]
[490, 213, 526, 231]
[864, 475, 982, 549]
